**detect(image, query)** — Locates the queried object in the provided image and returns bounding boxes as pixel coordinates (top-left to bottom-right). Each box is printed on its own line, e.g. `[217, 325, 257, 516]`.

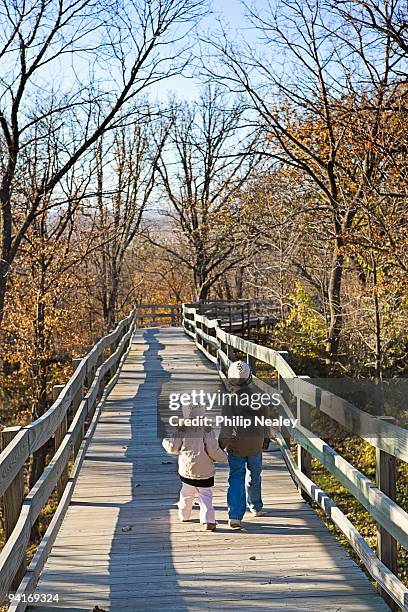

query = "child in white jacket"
[162, 406, 227, 531]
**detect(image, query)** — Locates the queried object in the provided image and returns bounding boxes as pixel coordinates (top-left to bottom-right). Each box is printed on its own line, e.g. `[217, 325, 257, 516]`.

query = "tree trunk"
[0, 263, 8, 325]
[29, 291, 49, 491]
[235, 266, 245, 299]
[197, 283, 210, 302]
[223, 276, 233, 300]
[372, 259, 382, 382]
[104, 268, 120, 330]
[194, 244, 209, 302]
[325, 240, 344, 362]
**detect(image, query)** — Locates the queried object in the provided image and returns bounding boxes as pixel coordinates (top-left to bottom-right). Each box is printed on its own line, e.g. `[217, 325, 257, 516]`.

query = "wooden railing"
[183, 299, 277, 337]
[136, 303, 181, 327]
[0, 311, 135, 604]
[182, 305, 408, 611]
[136, 300, 277, 331]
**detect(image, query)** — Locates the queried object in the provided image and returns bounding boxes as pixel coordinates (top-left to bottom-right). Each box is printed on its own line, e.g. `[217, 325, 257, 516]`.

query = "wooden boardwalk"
[30, 328, 389, 611]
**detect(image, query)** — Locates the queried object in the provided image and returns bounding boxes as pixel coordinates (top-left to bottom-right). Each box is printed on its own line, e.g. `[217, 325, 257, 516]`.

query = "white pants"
[178, 482, 215, 524]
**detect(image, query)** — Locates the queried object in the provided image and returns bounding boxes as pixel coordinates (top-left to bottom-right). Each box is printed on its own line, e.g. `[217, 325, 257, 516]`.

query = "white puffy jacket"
[162, 426, 227, 480]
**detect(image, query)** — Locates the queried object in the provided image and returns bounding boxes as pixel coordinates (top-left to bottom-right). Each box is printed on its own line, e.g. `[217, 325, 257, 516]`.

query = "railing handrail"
[134, 300, 277, 330]
[135, 303, 181, 309]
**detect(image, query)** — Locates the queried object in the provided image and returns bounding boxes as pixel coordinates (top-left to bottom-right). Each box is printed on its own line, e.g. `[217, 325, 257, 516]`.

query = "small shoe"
[251, 510, 266, 517]
[178, 514, 190, 522]
[229, 519, 242, 529]
[201, 523, 216, 531]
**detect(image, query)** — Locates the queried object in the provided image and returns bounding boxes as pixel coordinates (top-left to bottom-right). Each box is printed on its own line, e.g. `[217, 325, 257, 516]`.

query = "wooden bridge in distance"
[0, 302, 407, 611]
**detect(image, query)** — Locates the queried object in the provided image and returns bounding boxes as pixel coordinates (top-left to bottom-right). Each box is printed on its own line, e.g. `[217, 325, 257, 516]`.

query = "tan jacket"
[162, 426, 227, 480]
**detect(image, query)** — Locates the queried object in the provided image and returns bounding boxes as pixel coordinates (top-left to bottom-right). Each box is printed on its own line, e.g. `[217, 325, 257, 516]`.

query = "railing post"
[96, 348, 104, 370]
[376, 415, 398, 611]
[277, 351, 289, 390]
[84, 357, 93, 391]
[193, 310, 199, 348]
[277, 374, 291, 449]
[152, 304, 157, 326]
[71, 358, 83, 422]
[53, 385, 68, 500]
[226, 333, 236, 364]
[104, 358, 114, 388]
[215, 320, 222, 373]
[247, 353, 256, 375]
[84, 363, 91, 392]
[1, 426, 26, 589]
[277, 352, 291, 448]
[202, 318, 206, 353]
[295, 376, 312, 498]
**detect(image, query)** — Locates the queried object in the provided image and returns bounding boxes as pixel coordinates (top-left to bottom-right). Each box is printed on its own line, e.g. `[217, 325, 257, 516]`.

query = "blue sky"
[150, 0, 265, 101]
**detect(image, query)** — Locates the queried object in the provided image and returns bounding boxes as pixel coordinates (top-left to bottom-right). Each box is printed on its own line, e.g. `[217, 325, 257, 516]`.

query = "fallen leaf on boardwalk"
[249, 555, 256, 560]
[122, 525, 133, 532]
[93, 607, 108, 612]
[161, 461, 172, 464]
[135, 483, 141, 487]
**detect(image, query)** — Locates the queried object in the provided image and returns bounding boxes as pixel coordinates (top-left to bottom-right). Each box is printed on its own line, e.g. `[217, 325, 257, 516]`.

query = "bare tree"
[90, 109, 171, 328]
[149, 87, 263, 301]
[0, 0, 206, 324]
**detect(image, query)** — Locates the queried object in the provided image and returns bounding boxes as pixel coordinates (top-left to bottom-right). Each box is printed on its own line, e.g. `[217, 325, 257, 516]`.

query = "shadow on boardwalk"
[108, 328, 189, 611]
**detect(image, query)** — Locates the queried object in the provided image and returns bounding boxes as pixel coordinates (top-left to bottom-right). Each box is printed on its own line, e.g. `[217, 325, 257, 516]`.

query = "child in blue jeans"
[219, 361, 270, 529]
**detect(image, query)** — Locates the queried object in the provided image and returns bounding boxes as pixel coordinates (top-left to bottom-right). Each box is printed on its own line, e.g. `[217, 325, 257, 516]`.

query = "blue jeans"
[227, 451, 263, 520]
